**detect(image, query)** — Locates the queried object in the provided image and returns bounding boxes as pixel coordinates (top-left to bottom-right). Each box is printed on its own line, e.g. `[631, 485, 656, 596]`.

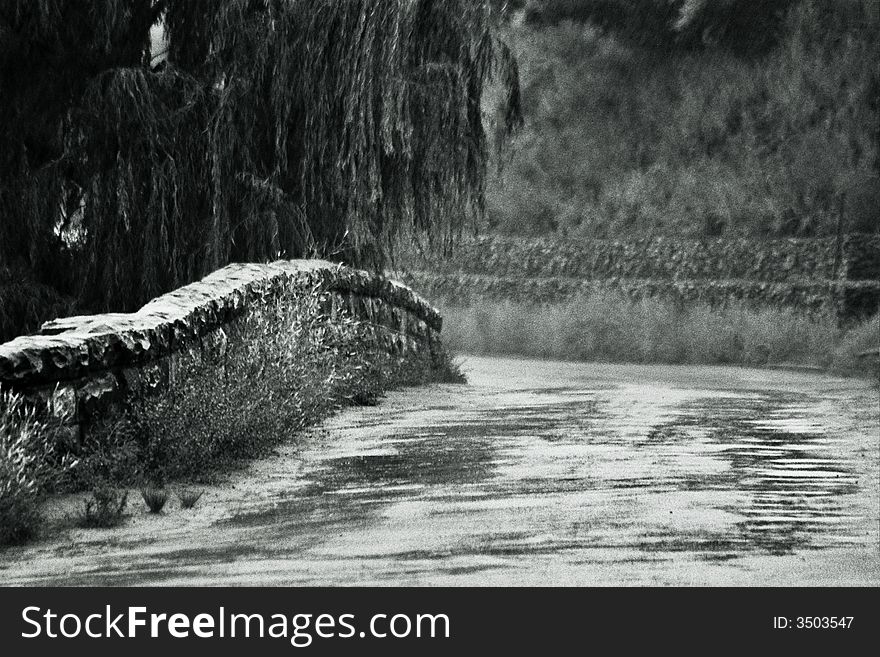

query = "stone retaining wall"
[400, 272, 880, 317]
[407, 234, 880, 282]
[400, 234, 880, 318]
[0, 260, 443, 444]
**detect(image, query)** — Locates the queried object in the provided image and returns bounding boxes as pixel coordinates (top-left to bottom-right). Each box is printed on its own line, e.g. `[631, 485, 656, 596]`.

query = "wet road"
[1, 357, 878, 585]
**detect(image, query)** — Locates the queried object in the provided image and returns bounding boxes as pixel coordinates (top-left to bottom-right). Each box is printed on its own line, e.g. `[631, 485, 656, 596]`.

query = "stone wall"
[0, 260, 443, 444]
[401, 234, 880, 318]
[402, 272, 879, 315]
[408, 234, 879, 281]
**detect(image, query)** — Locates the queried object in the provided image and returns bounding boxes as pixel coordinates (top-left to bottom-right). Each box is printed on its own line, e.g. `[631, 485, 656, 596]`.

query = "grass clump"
[140, 487, 169, 514]
[0, 391, 77, 545]
[177, 489, 203, 509]
[79, 484, 128, 529]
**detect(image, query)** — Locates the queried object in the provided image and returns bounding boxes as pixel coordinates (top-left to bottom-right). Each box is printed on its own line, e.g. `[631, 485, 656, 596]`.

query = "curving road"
[1, 356, 878, 586]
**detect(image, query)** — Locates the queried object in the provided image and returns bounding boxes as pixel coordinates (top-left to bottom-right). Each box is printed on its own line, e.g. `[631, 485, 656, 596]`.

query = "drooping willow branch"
[0, 0, 521, 320]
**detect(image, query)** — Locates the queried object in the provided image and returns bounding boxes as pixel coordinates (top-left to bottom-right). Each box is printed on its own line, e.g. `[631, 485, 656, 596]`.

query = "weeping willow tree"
[0, 0, 521, 332]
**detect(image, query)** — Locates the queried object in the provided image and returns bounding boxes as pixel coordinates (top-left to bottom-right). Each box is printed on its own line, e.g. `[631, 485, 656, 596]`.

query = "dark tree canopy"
[0, 0, 521, 331]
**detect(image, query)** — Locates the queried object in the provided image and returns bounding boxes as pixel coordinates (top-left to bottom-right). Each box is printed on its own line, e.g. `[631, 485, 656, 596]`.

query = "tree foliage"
[0, 0, 521, 330]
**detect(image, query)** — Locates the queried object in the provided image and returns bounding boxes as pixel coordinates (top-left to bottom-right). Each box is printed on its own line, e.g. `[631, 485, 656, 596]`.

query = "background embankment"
[485, 1, 879, 242]
[396, 234, 879, 374]
[401, 234, 880, 318]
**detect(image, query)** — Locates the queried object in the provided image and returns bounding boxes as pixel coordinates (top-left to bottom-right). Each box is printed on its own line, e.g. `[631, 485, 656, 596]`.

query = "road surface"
[1, 356, 877, 586]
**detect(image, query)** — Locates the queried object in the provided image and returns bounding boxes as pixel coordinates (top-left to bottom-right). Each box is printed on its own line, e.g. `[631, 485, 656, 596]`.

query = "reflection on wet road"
[2, 357, 878, 585]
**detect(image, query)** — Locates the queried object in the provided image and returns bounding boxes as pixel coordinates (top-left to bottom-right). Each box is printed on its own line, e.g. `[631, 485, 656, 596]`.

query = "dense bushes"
[486, 0, 879, 239]
[125, 286, 387, 483]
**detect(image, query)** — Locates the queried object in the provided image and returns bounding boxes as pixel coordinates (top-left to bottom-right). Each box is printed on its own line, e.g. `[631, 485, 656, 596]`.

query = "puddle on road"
[3, 360, 875, 586]
[225, 383, 871, 566]
[634, 394, 859, 558]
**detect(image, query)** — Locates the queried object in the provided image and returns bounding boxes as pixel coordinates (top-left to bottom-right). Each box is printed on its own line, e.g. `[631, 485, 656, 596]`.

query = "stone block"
[132, 360, 169, 396]
[169, 349, 202, 386]
[201, 328, 228, 364]
[77, 373, 122, 420]
[49, 384, 78, 422]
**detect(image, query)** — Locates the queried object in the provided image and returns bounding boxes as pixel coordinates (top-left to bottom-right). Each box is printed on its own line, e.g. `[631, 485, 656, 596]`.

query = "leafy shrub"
[830, 313, 880, 378]
[78, 484, 127, 528]
[140, 487, 169, 513]
[0, 391, 76, 545]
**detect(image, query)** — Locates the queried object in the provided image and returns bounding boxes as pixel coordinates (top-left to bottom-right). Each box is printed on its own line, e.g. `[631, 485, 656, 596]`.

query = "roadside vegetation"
[440, 294, 879, 377]
[0, 1, 481, 546]
[0, 392, 77, 544]
[97, 286, 461, 487]
[0, 289, 464, 545]
[439, 0, 880, 376]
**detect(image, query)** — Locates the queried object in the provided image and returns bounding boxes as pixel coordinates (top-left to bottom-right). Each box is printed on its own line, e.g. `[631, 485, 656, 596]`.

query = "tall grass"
[0, 392, 77, 544]
[2, 280, 461, 544]
[69, 284, 463, 488]
[78, 485, 128, 528]
[128, 287, 380, 483]
[486, 0, 879, 238]
[440, 292, 879, 374]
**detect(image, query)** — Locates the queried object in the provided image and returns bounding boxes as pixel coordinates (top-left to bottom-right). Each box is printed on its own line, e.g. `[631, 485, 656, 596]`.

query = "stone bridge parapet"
[0, 260, 443, 441]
